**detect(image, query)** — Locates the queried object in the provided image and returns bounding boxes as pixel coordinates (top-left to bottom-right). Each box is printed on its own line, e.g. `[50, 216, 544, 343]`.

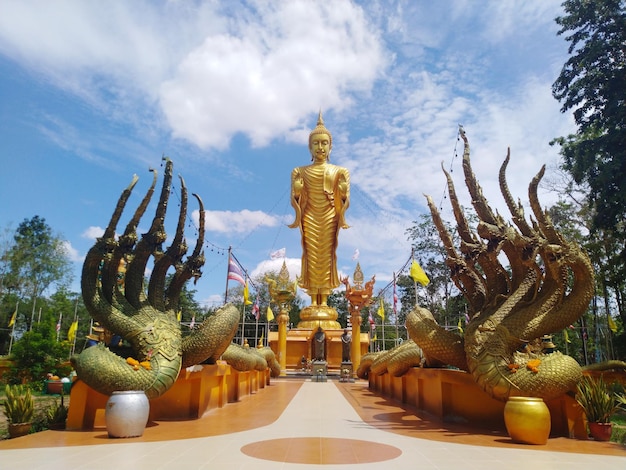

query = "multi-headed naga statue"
[71, 159, 240, 398]
[360, 130, 596, 402]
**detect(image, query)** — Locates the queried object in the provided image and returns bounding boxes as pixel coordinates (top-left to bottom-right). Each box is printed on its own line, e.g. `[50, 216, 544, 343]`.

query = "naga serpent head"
[398, 131, 594, 401]
[71, 159, 240, 398]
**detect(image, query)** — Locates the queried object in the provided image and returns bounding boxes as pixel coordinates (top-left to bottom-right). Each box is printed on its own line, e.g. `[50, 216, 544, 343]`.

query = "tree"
[551, 0, 626, 264]
[327, 290, 349, 328]
[404, 213, 464, 326]
[547, 197, 625, 362]
[6, 216, 73, 330]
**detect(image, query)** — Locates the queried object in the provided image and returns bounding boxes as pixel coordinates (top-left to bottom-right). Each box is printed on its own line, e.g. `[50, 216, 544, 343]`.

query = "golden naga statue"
[359, 130, 599, 403]
[289, 112, 350, 328]
[71, 160, 240, 398]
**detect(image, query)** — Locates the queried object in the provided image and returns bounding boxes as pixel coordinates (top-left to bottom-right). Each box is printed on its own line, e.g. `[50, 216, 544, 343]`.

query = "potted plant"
[575, 375, 622, 441]
[45, 393, 69, 430]
[2, 384, 34, 438]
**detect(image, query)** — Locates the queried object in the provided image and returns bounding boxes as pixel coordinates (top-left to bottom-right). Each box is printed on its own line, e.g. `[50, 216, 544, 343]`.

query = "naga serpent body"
[361, 131, 596, 402]
[71, 160, 240, 398]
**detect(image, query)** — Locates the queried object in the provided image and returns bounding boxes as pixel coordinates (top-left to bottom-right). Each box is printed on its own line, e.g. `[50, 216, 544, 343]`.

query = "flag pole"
[255, 316, 259, 347]
[241, 303, 246, 345]
[224, 246, 232, 304]
[69, 318, 79, 358]
[412, 249, 419, 305]
[8, 300, 19, 355]
[382, 314, 385, 351]
[71, 299, 79, 355]
[56, 312, 63, 342]
[393, 272, 399, 344]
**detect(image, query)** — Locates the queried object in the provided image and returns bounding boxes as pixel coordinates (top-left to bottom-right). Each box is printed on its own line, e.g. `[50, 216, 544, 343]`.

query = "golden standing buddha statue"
[289, 112, 350, 329]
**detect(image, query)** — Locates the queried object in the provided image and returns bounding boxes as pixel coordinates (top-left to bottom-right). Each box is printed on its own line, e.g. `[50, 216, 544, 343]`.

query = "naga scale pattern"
[359, 131, 595, 402]
[71, 159, 240, 398]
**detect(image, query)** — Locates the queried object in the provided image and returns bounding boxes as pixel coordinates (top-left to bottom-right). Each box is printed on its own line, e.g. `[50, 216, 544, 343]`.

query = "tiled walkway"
[1, 378, 625, 469]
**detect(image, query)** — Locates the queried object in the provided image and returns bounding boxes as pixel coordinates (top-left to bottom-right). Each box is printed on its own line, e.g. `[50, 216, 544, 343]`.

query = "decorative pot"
[8, 422, 32, 438]
[504, 396, 551, 445]
[105, 390, 150, 438]
[588, 422, 612, 441]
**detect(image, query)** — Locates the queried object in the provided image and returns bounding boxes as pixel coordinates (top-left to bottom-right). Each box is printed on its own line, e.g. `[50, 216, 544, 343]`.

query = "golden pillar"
[267, 262, 297, 377]
[341, 263, 375, 371]
[277, 310, 289, 376]
[350, 311, 362, 367]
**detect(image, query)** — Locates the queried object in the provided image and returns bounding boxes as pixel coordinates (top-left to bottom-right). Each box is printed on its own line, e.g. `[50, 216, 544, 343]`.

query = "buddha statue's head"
[309, 111, 332, 161]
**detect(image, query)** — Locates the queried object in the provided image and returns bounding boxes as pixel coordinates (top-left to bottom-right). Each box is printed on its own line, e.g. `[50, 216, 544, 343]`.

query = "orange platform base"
[369, 367, 589, 439]
[66, 362, 270, 431]
[269, 328, 369, 371]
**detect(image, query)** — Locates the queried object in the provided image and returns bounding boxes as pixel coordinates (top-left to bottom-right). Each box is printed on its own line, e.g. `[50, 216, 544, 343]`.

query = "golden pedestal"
[297, 305, 341, 330]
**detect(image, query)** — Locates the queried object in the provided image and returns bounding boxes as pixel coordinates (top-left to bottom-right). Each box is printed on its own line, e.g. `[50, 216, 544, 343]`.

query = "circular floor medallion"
[241, 437, 402, 464]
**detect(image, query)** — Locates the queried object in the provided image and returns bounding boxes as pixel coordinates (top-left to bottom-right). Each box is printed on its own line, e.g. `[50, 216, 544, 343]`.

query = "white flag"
[352, 249, 360, 261]
[270, 248, 286, 259]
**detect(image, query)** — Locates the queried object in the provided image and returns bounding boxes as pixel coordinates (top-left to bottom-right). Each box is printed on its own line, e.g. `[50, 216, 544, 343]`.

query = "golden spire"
[353, 262, 364, 289]
[277, 261, 291, 290]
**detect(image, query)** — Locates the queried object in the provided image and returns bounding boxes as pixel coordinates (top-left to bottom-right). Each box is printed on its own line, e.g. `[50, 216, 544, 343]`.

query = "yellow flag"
[176, 310, 182, 322]
[68, 320, 78, 342]
[372, 333, 377, 341]
[266, 306, 274, 321]
[608, 315, 618, 333]
[564, 329, 571, 343]
[377, 297, 385, 320]
[243, 281, 252, 305]
[410, 259, 430, 286]
[8, 307, 17, 328]
[457, 317, 463, 334]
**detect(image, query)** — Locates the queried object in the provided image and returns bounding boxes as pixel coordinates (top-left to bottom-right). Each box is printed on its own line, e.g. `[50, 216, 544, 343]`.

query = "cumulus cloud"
[0, 1, 578, 303]
[159, 1, 387, 149]
[202, 209, 281, 234]
[61, 240, 83, 263]
[252, 258, 301, 284]
[82, 226, 105, 240]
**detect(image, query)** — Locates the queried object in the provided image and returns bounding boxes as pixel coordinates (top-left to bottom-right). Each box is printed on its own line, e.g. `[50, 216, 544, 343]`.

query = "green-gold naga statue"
[358, 129, 612, 402]
[71, 159, 240, 399]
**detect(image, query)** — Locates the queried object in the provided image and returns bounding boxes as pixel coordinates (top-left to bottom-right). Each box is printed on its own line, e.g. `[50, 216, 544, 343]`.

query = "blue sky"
[0, 1, 575, 308]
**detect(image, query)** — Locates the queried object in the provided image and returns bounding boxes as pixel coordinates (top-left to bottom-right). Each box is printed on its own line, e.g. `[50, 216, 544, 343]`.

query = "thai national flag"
[227, 256, 245, 285]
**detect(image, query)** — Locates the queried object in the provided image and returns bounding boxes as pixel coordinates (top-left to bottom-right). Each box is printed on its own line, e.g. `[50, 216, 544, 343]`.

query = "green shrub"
[575, 376, 621, 423]
[6, 321, 71, 385]
[45, 394, 68, 427]
[2, 384, 34, 424]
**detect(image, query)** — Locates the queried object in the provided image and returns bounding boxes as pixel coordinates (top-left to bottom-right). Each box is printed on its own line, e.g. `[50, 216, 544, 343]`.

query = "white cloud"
[0, 1, 578, 304]
[82, 226, 105, 240]
[159, 1, 387, 149]
[61, 240, 83, 263]
[0, 1, 222, 94]
[252, 258, 301, 284]
[202, 209, 281, 234]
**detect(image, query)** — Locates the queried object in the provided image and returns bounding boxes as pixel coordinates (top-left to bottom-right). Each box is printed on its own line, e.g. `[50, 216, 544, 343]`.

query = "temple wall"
[66, 362, 270, 431]
[368, 367, 589, 439]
